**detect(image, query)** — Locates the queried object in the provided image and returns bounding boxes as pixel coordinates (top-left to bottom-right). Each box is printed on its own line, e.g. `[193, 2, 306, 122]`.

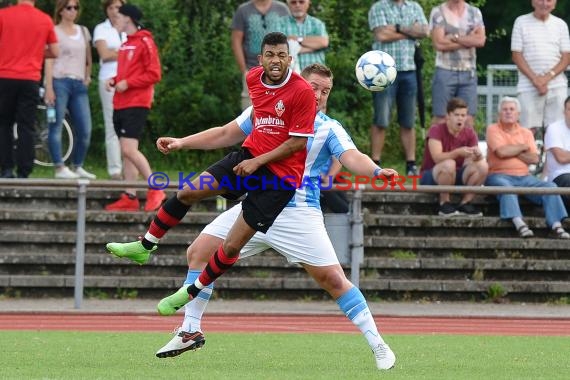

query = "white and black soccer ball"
[355, 50, 397, 92]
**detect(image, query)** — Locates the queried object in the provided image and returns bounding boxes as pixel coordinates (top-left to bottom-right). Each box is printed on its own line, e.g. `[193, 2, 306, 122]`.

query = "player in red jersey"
[107, 32, 316, 300]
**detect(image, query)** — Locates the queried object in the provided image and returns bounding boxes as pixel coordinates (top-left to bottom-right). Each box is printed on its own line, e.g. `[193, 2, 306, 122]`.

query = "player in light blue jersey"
[147, 64, 398, 370]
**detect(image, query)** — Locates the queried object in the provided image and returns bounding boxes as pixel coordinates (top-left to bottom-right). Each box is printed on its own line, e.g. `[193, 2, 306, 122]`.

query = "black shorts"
[113, 107, 149, 139]
[206, 149, 296, 233]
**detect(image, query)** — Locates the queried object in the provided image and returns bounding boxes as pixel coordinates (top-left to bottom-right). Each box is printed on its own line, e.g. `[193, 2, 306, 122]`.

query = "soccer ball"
[355, 50, 397, 92]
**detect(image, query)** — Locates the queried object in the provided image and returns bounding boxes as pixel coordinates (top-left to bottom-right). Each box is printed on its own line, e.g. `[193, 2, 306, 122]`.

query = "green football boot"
[106, 241, 157, 265]
[157, 285, 193, 316]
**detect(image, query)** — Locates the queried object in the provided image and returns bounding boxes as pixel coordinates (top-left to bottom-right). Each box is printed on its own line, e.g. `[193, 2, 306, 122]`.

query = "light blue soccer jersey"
[236, 107, 356, 210]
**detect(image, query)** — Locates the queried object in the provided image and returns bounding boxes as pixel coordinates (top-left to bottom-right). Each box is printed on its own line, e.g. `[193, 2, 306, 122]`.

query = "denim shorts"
[420, 166, 466, 186]
[431, 67, 478, 117]
[372, 70, 417, 128]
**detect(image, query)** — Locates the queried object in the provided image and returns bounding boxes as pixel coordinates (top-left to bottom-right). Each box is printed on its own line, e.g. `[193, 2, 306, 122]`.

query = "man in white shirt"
[545, 96, 570, 211]
[511, 0, 570, 133]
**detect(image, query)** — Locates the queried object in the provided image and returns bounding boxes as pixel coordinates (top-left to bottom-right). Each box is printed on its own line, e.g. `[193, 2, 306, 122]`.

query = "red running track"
[1, 314, 569, 336]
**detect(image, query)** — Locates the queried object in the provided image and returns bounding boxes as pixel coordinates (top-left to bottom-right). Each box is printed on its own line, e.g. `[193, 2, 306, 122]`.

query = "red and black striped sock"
[141, 196, 190, 250]
[189, 245, 238, 297]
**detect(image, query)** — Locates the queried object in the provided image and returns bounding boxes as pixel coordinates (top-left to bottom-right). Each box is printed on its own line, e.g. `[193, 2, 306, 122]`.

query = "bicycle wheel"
[34, 104, 74, 166]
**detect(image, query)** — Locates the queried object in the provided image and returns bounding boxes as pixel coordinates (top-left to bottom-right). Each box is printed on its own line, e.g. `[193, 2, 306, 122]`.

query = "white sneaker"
[55, 166, 80, 179]
[74, 167, 96, 179]
[155, 327, 206, 358]
[373, 343, 396, 370]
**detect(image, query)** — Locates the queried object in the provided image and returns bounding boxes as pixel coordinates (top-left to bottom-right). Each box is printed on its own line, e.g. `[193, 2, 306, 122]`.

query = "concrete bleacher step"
[1, 187, 569, 302]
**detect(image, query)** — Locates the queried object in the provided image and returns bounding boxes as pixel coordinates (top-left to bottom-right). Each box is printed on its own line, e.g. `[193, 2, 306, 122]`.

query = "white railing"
[477, 64, 570, 127]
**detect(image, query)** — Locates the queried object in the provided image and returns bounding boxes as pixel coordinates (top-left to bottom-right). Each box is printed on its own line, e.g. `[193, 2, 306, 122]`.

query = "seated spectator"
[544, 96, 570, 211]
[420, 97, 487, 216]
[485, 96, 569, 239]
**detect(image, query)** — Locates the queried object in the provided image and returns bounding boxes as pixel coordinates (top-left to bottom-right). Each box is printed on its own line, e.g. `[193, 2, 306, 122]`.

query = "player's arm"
[339, 149, 398, 178]
[233, 136, 307, 176]
[157, 121, 247, 154]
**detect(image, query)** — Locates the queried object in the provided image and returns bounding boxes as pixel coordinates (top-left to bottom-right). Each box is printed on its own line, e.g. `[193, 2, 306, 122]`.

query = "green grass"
[1, 332, 569, 379]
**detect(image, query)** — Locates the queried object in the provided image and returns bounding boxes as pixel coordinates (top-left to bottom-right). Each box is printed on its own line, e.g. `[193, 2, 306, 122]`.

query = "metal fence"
[477, 64, 570, 127]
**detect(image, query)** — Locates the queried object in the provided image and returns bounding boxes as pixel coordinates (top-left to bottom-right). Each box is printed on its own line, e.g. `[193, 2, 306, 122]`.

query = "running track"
[1, 314, 569, 336]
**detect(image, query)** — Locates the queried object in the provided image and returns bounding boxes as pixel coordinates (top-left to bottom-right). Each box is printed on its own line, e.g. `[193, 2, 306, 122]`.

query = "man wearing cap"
[105, 4, 165, 212]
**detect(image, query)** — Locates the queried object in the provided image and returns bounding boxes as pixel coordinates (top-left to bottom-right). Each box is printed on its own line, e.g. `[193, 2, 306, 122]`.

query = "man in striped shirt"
[511, 0, 570, 133]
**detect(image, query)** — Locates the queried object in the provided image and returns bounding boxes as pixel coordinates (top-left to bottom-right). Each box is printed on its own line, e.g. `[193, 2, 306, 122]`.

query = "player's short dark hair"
[447, 97, 469, 114]
[301, 63, 334, 82]
[261, 32, 289, 54]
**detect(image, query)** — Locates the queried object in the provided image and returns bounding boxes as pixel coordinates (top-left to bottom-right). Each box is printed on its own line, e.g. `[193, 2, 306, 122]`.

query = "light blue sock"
[182, 270, 213, 332]
[336, 286, 384, 347]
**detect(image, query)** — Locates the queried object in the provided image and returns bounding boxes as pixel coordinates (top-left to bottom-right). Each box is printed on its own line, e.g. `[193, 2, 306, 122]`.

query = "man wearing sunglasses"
[0, 0, 59, 178]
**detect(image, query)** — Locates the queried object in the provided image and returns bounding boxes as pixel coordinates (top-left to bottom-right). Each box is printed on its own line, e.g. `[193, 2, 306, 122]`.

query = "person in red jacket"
[104, 4, 165, 212]
[0, 0, 59, 178]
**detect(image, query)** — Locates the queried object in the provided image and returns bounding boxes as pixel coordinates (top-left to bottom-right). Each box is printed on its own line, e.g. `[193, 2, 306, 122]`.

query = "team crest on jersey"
[275, 100, 285, 117]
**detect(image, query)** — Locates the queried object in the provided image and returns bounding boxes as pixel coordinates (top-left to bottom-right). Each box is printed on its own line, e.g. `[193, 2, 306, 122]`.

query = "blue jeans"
[372, 70, 417, 128]
[48, 78, 92, 167]
[485, 174, 567, 227]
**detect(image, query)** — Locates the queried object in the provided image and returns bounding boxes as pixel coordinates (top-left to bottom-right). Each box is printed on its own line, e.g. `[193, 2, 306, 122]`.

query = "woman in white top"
[44, 0, 95, 179]
[93, 0, 125, 180]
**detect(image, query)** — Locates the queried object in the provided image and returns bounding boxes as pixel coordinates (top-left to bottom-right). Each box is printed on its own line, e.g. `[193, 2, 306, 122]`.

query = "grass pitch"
[1, 331, 569, 380]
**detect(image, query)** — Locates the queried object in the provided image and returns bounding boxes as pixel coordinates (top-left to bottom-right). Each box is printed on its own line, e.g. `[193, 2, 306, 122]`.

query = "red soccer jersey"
[0, 3, 57, 81]
[242, 66, 315, 186]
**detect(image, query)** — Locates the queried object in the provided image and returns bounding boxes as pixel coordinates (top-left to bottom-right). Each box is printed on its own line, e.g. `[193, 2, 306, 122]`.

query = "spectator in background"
[104, 4, 165, 212]
[93, 0, 126, 180]
[44, 0, 95, 180]
[511, 0, 570, 136]
[231, 0, 289, 110]
[485, 96, 569, 239]
[544, 96, 570, 211]
[429, 0, 486, 126]
[279, 0, 328, 73]
[368, 0, 428, 176]
[0, 0, 59, 178]
[420, 97, 487, 216]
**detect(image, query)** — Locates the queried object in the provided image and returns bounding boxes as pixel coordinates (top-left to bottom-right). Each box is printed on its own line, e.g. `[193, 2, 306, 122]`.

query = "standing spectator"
[44, 0, 95, 180]
[420, 97, 487, 216]
[429, 0, 486, 126]
[93, 0, 126, 180]
[511, 0, 570, 135]
[0, 0, 58, 178]
[104, 4, 165, 211]
[368, 0, 428, 176]
[231, 0, 289, 110]
[485, 97, 569, 239]
[279, 0, 328, 73]
[544, 96, 570, 211]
